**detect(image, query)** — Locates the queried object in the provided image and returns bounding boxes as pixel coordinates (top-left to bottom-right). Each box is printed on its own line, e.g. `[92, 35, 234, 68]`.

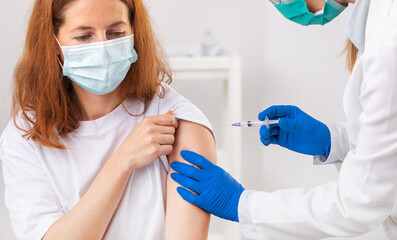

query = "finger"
[260, 126, 278, 144]
[149, 126, 175, 135]
[170, 162, 201, 181]
[260, 135, 270, 146]
[176, 186, 198, 205]
[157, 134, 175, 145]
[166, 110, 174, 115]
[180, 150, 214, 169]
[269, 136, 279, 145]
[159, 145, 173, 156]
[259, 125, 278, 138]
[171, 173, 202, 194]
[278, 118, 298, 132]
[150, 114, 178, 128]
[261, 134, 279, 146]
[270, 127, 278, 136]
[258, 105, 289, 121]
[259, 125, 271, 139]
[161, 126, 176, 135]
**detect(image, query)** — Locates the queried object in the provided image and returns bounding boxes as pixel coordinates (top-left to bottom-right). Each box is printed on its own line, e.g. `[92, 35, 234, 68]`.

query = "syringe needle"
[231, 117, 279, 128]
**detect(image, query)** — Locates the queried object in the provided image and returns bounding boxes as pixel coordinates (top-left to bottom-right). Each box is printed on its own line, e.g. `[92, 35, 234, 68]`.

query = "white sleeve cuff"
[238, 190, 262, 240]
[34, 213, 63, 240]
[313, 122, 350, 165]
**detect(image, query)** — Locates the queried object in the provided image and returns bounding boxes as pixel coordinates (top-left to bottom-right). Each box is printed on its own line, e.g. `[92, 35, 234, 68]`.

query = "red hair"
[13, 0, 171, 149]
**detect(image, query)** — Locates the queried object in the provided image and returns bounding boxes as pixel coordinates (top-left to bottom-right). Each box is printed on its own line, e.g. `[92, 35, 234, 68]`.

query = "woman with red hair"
[0, 0, 215, 239]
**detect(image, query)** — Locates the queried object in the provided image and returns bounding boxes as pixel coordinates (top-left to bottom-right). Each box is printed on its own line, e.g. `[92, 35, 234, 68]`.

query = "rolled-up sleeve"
[0, 121, 64, 240]
[157, 83, 213, 131]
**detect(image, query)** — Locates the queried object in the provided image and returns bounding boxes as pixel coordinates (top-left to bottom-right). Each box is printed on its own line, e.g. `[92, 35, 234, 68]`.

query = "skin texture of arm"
[42, 155, 132, 240]
[165, 120, 216, 240]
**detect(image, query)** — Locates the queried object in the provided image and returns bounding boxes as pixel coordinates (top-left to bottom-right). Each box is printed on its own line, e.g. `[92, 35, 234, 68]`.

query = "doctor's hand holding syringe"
[170, 105, 331, 221]
[232, 105, 331, 157]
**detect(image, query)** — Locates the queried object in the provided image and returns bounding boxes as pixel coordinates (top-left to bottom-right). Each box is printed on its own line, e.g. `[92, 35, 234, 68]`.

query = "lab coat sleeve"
[238, 13, 397, 240]
[313, 122, 350, 165]
[0, 120, 64, 240]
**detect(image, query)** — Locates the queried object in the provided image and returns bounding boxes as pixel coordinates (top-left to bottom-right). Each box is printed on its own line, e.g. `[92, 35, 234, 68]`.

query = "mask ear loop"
[54, 36, 64, 70]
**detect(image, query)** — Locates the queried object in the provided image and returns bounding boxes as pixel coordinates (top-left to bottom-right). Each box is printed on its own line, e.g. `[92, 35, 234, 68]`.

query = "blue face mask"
[57, 35, 138, 95]
[274, 0, 347, 26]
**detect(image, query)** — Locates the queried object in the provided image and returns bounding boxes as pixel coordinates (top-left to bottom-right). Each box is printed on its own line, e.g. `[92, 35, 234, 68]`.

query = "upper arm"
[165, 120, 216, 240]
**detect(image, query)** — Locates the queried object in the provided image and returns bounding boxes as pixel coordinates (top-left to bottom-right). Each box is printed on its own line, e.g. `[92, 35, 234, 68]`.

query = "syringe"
[231, 116, 279, 129]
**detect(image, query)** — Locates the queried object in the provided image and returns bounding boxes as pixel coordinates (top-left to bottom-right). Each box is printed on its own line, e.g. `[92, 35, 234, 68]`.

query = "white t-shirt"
[0, 84, 213, 240]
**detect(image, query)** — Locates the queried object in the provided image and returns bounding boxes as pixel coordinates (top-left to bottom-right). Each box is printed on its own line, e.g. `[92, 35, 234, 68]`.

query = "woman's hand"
[44, 111, 177, 240]
[115, 111, 178, 171]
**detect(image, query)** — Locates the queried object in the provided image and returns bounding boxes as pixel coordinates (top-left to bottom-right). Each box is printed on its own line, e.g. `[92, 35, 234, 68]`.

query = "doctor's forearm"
[42, 155, 132, 240]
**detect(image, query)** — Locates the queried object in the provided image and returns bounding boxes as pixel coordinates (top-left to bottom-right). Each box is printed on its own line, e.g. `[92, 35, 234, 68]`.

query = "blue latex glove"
[170, 150, 245, 222]
[259, 105, 331, 157]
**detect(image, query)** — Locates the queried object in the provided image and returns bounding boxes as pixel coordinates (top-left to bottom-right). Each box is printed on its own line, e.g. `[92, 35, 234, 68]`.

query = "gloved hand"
[259, 105, 331, 157]
[170, 150, 245, 222]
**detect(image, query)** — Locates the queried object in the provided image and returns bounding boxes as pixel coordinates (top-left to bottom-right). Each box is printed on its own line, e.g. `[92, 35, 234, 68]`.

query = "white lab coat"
[238, 0, 397, 239]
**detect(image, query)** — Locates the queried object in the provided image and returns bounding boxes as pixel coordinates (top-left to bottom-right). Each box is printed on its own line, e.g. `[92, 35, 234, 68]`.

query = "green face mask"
[273, 0, 347, 26]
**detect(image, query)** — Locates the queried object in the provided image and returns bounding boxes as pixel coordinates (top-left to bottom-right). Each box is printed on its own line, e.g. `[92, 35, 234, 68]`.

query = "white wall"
[0, 0, 388, 239]
[0, 0, 31, 239]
